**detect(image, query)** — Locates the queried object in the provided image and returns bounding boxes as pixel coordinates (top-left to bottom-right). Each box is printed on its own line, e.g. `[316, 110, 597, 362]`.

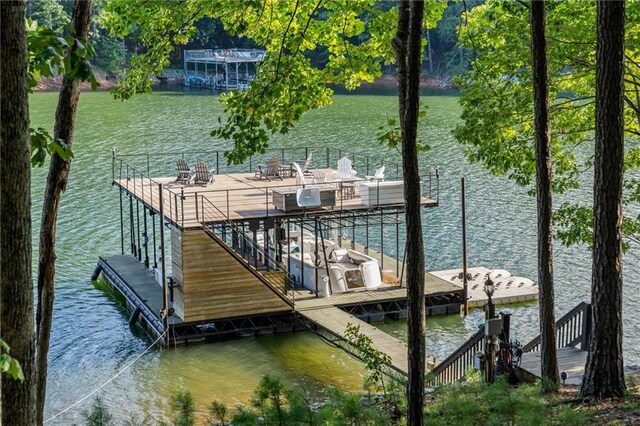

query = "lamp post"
[484, 274, 496, 383]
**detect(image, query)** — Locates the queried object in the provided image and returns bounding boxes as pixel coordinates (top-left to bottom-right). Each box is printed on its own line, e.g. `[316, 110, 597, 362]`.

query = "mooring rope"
[44, 330, 167, 424]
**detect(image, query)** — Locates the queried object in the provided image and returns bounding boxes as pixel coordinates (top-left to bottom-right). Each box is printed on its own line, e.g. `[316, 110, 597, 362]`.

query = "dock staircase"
[427, 302, 591, 386]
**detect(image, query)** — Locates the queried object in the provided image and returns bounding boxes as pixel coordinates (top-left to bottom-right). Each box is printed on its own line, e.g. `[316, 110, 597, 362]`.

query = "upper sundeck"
[111, 147, 439, 229]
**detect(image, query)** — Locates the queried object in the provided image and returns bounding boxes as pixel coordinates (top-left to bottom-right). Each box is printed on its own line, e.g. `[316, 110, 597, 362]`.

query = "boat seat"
[297, 187, 321, 207]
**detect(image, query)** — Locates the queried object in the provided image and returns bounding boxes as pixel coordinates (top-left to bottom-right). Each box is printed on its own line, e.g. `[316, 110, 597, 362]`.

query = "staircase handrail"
[522, 301, 591, 352]
[197, 194, 296, 306]
[427, 327, 485, 386]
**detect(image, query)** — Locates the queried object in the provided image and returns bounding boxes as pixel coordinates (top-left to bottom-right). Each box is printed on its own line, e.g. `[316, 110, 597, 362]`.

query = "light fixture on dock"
[484, 274, 495, 300]
[483, 274, 497, 383]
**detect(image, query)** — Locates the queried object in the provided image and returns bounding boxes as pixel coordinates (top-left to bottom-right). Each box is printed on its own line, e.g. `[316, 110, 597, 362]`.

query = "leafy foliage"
[30, 127, 74, 167]
[454, 1, 640, 246]
[169, 387, 196, 426]
[81, 396, 114, 426]
[344, 323, 393, 396]
[27, 20, 98, 91]
[26, 18, 98, 167]
[104, 0, 400, 164]
[208, 399, 228, 425]
[0, 339, 24, 382]
[425, 371, 587, 425]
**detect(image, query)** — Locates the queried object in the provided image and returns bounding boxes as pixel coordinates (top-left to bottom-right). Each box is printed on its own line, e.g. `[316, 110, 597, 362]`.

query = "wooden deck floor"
[114, 170, 437, 228]
[519, 347, 587, 385]
[292, 269, 460, 310]
[99, 255, 182, 325]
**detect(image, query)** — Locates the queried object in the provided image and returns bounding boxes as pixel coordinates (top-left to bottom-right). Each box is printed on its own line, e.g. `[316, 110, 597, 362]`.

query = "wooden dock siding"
[171, 228, 291, 322]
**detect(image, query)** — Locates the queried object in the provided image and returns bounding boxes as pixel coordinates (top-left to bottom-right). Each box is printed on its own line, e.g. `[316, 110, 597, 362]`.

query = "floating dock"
[430, 267, 539, 308]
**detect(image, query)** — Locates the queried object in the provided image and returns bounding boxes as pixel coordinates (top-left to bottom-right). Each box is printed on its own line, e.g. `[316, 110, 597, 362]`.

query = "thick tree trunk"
[1, 1, 37, 424]
[530, 0, 558, 390]
[35, 1, 93, 423]
[394, 1, 426, 424]
[581, 0, 626, 399]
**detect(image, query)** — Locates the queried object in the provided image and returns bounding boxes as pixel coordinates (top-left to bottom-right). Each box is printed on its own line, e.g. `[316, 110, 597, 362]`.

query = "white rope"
[44, 330, 167, 424]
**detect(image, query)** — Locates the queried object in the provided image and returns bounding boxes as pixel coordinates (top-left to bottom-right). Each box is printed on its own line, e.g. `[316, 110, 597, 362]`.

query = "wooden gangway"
[296, 302, 436, 375]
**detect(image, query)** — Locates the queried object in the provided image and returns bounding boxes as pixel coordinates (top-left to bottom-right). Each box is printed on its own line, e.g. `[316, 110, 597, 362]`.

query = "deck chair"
[175, 159, 191, 184]
[255, 157, 283, 181]
[293, 162, 307, 186]
[365, 165, 385, 181]
[336, 156, 355, 180]
[293, 162, 321, 207]
[312, 169, 326, 183]
[191, 161, 215, 185]
[299, 152, 313, 175]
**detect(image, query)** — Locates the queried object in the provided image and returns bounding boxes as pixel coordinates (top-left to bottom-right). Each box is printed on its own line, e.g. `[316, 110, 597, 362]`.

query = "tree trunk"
[530, 0, 558, 391]
[35, 1, 93, 423]
[1, 1, 37, 424]
[394, 1, 426, 424]
[581, 0, 626, 399]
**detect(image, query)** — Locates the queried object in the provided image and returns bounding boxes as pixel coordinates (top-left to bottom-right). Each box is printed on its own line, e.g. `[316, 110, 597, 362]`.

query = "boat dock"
[97, 147, 539, 379]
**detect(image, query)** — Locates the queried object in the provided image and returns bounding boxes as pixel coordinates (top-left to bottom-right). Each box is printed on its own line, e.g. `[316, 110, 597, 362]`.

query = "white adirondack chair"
[336, 156, 355, 180]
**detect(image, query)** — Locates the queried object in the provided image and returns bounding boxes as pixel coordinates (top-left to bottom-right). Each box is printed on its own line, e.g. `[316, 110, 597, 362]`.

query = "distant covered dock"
[183, 48, 265, 90]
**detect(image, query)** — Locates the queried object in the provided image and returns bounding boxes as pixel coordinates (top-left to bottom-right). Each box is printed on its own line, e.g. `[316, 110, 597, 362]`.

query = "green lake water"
[29, 88, 640, 423]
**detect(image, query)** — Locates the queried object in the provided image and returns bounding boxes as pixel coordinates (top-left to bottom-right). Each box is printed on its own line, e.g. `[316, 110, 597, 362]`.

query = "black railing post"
[581, 303, 592, 351]
[366, 155, 370, 176]
[216, 151, 220, 175]
[119, 189, 124, 255]
[180, 188, 185, 227]
[500, 311, 511, 342]
[112, 148, 116, 183]
[326, 147, 330, 167]
[195, 192, 199, 223]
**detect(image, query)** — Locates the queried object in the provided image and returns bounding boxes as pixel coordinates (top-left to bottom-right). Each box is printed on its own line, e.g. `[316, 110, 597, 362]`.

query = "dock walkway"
[296, 304, 412, 374]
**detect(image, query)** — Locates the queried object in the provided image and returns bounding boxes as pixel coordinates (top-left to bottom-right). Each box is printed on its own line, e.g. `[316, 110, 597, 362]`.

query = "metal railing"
[112, 146, 439, 190]
[522, 301, 592, 352]
[112, 150, 184, 226]
[198, 195, 296, 306]
[112, 147, 440, 228]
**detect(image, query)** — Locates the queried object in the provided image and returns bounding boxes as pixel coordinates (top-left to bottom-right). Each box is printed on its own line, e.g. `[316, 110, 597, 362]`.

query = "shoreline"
[34, 74, 456, 92]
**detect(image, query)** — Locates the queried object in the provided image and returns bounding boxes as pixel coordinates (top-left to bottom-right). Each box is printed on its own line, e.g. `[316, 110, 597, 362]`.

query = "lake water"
[29, 87, 640, 423]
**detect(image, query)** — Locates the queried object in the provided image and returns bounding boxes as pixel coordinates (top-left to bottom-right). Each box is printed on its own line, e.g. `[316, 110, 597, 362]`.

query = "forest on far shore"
[28, 0, 483, 88]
